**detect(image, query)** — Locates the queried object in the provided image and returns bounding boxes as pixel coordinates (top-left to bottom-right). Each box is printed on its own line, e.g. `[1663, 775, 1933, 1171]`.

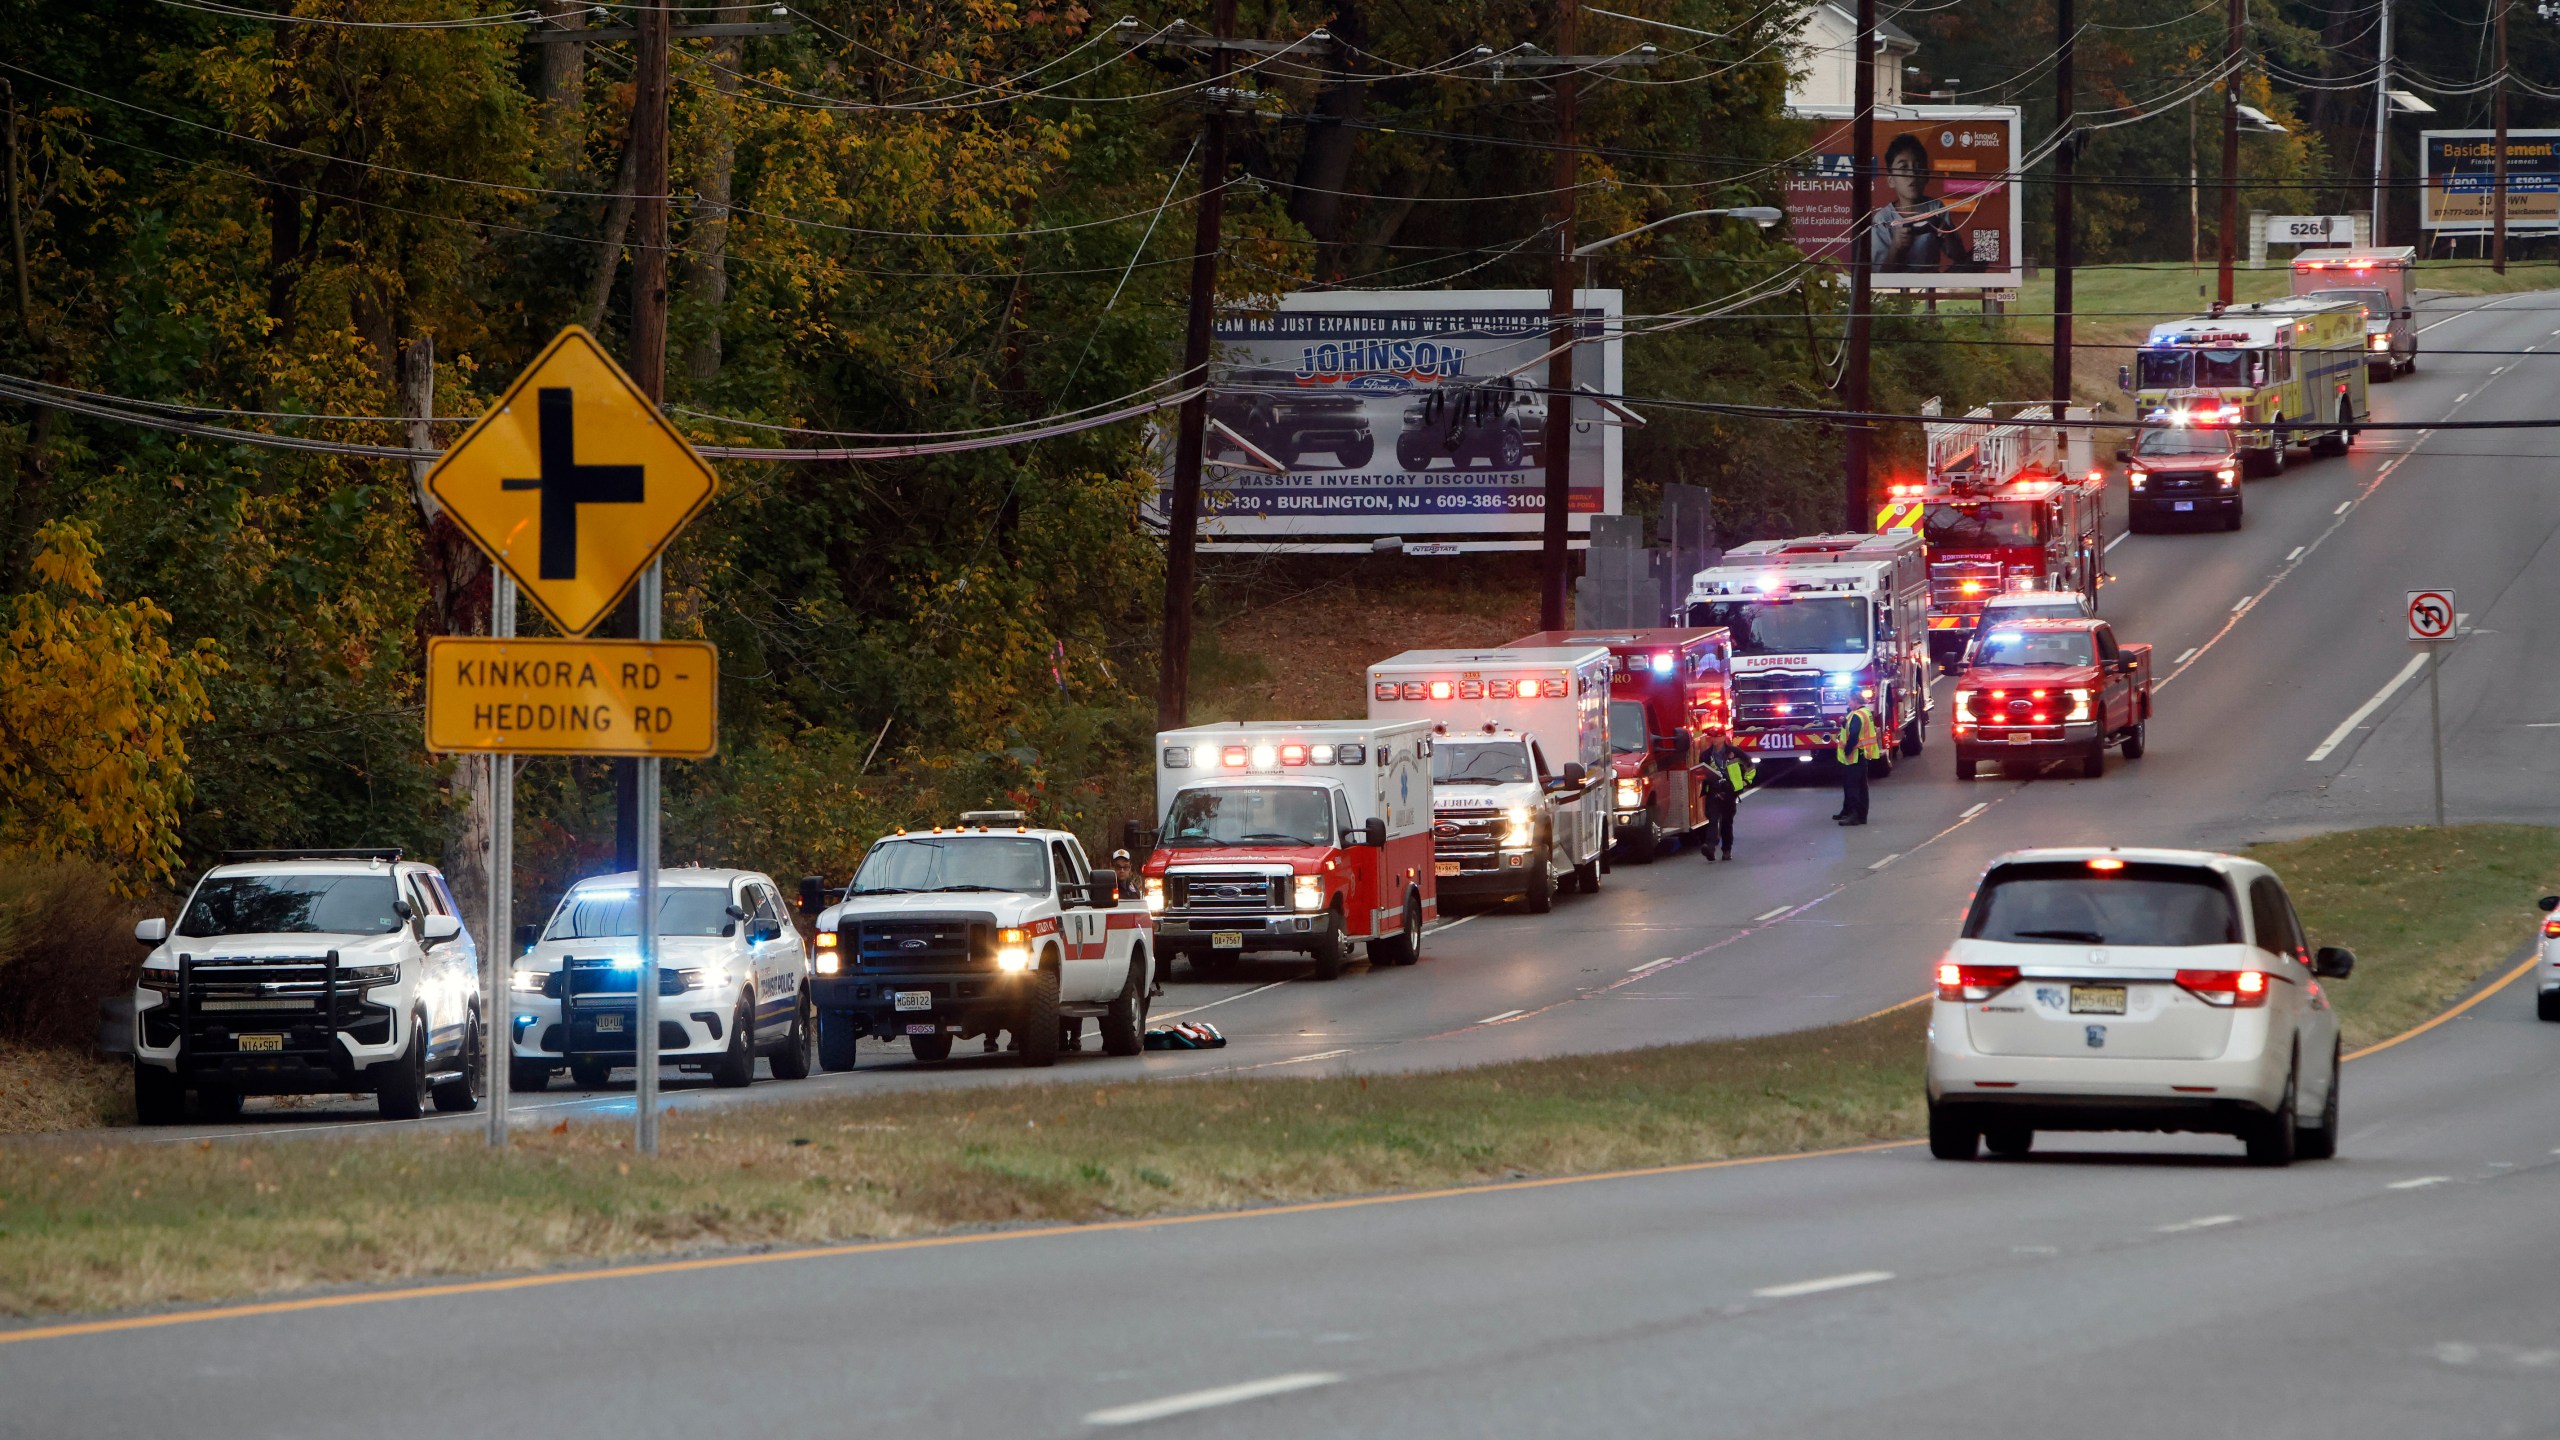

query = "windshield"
[1986, 600, 2085, 624]
[2136, 351, 2188, 389]
[1161, 786, 1335, 847]
[1923, 500, 2043, 549]
[2134, 426, 2236, 458]
[1964, 862, 2240, 946]
[179, 873, 405, 937]
[1609, 700, 1649, 754]
[848, 836, 1051, 893]
[2305, 288, 2389, 319]
[543, 886, 738, 940]
[1971, 628, 2096, 668]
[1432, 740, 1531, 786]
[2192, 348, 2252, 386]
[1693, 597, 1870, 657]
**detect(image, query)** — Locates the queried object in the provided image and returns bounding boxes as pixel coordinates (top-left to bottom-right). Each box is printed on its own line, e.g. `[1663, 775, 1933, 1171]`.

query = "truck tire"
[908, 1031, 953, 1064]
[1309, 914, 1346, 981]
[1900, 707, 1925, 758]
[1101, 956, 1148, 1056]
[511, 1059, 553, 1093]
[1624, 814, 1658, 863]
[1396, 434, 1431, 471]
[1494, 422, 1525, 469]
[769, 988, 815, 1080]
[1370, 893, 1424, 967]
[2080, 743, 2106, 779]
[570, 1058, 612, 1088]
[2313, 399, 2353, 456]
[431, 1012, 483, 1113]
[1574, 854, 1603, 894]
[1526, 859, 1555, 914]
[134, 1062, 185, 1126]
[2263, 422, 2287, 475]
[1337, 436, 1375, 469]
[2224, 494, 2245, 532]
[1956, 755, 1978, 781]
[1016, 963, 1062, 1067]
[376, 1021, 427, 1120]
[710, 997, 757, 1087]
[2121, 720, 2147, 760]
[819, 1011, 861, 1071]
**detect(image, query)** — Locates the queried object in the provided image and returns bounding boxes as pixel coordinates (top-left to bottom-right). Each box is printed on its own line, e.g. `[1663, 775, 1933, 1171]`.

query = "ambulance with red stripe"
[1507, 627, 1735, 863]
[1145, 722, 1436, 981]
[806, 814, 1153, 1068]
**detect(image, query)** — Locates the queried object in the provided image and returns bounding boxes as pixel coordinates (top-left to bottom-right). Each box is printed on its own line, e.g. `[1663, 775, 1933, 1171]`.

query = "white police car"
[2534, 895, 2560, 1022]
[130, 849, 485, 1123]
[507, 868, 814, 1090]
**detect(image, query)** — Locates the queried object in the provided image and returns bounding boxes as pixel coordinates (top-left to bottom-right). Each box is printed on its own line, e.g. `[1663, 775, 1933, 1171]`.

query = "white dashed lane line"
[1085, 1373, 1343, 1427]
[2388, 1176, 2452, 1191]
[1753, 1270, 1895, 1300]
[2156, 1215, 2240, 1234]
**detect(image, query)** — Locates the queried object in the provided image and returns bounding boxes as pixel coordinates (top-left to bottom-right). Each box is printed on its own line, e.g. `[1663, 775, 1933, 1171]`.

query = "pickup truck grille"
[1431, 813, 1504, 858]
[1166, 874, 1285, 911]
[2142, 470, 2220, 495]
[1734, 673, 1826, 727]
[843, 919, 992, 972]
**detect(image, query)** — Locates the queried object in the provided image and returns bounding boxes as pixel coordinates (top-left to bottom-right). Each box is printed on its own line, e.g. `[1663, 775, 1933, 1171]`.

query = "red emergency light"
[1279, 744, 1307, 766]
[1221, 746, 1248, 768]
[1428, 680, 1454, 701]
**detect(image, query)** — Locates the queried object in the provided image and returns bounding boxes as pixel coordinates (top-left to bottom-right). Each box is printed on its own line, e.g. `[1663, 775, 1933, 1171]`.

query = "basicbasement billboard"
[1783, 104, 2023, 292]
[1161, 289, 1624, 548]
[2420, 130, 2560, 233]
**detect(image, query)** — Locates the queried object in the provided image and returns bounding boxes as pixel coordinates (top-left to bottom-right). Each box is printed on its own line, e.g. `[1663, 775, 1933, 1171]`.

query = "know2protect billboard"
[1782, 105, 2022, 291]
[1162, 289, 1623, 549]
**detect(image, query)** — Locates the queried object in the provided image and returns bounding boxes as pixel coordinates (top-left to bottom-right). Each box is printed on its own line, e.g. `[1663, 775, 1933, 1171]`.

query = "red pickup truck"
[1949, 618, 2152, 780]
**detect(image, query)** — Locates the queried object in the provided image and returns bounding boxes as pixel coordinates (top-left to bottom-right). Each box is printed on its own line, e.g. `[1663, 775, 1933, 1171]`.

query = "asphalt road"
[105, 287, 2560, 1141]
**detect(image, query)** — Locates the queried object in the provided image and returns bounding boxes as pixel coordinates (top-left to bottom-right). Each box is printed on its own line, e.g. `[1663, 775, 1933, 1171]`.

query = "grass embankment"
[0, 1050, 127, 1135]
[2, 823, 2553, 1320]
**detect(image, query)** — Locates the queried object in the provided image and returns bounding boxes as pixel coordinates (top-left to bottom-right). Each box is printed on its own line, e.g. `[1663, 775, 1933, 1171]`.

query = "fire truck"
[2123, 297, 2371, 476]
[1508, 627, 1736, 863]
[1686, 532, 1932, 774]
[1879, 401, 2107, 673]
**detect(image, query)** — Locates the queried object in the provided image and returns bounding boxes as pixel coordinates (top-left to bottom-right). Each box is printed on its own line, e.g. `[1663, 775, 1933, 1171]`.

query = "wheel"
[1369, 893, 1424, 967]
[2224, 495, 2245, 531]
[196, 1087, 245, 1121]
[1493, 422, 1525, 469]
[1575, 855, 1602, 893]
[376, 1020, 427, 1120]
[432, 1012, 483, 1112]
[1624, 815, 1658, 864]
[1308, 915, 1346, 980]
[1525, 857, 1555, 914]
[510, 1059, 553, 1093]
[1900, 707, 1925, 758]
[133, 1062, 185, 1126]
[2297, 1043, 2341, 1160]
[1337, 435, 1374, 469]
[709, 997, 756, 1087]
[1955, 755, 1978, 781]
[1015, 964, 1061, 1067]
[1101, 956, 1148, 1056]
[1984, 1124, 2034, 1158]
[1928, 1103, 1979, 1160]
[1867, 750, 1893, 780]
[2539, 989, 2560, 1023]
[908, 1031, 953, 1064]
[2080, 743, 2105, 779]
[2245, 1063, 2299, 1167]
[2120, 720, 2146, 760]
[569, 1058, 612, 1088]
[819, 1011, 861, 1071]
[769, 988, 815, 1080]
[1396, 435, 1431, 470]
[2265, 424, 2286, 474]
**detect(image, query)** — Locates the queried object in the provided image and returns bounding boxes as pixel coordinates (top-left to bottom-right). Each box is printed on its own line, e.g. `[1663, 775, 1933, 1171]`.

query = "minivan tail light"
[1936, 962, 2020, 1002]
[2176, 969, 2271, 1007]
[2543, 918, 2560, 939]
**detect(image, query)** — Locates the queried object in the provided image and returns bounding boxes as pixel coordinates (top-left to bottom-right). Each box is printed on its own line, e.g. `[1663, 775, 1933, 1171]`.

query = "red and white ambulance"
[1507, 627, 1735, 862]
[1145, 721, 1436, 981]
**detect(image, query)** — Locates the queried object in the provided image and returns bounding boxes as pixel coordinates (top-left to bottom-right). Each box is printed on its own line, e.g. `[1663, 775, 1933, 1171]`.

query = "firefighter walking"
[1833, 701, 1882, 826]
[1700, 736, 1755, 862]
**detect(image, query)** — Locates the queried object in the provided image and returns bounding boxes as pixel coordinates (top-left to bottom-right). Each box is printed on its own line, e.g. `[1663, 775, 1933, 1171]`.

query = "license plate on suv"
[2173, 500, 2194, 512]
[595, 1012, 625, 1033]
[2069, 985, 2128, 1015]
[236, 1033, 283, 1052]
[893, 991, 932, 1012]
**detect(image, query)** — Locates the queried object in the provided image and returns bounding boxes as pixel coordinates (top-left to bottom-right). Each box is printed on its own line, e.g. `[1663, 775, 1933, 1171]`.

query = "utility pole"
[2492, 0, 2509, 274]
[1841, 0, 1877, 532]
[2217, 0, 2241, 306]
[2051, 0, 2075, 413]
[1156, 0, 1235, 732]
[628, 0, 670, 1155]
[2371, 0, 2392, 245]
[1540, 0, 1581, 630]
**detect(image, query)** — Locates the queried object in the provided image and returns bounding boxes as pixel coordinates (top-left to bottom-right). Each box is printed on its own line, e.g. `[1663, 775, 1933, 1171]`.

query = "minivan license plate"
[893, 991, 932, 1012]
[2069, 985, 2128, 1015]
[2173, 500, 2194, 512]
[236, 1033, 283, 1052]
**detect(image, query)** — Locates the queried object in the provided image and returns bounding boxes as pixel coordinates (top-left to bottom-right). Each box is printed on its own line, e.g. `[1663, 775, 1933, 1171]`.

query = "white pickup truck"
[801, 813, 1154, 1068]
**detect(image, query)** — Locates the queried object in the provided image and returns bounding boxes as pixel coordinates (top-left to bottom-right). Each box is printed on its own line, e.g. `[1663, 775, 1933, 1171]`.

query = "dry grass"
[0, 1007, 1926, 1318]
[0, 1048, 128, 1135]
[1192, 557, 1542, 722]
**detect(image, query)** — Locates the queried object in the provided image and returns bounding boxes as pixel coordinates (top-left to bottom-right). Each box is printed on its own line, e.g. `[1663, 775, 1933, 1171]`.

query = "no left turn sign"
[2406, 589, 2456, 642]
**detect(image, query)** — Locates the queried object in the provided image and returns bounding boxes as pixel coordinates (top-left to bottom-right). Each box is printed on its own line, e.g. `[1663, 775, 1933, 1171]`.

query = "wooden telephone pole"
[2052, 0, 2075, 413]
[2492, 0, 2509, 275]
[2216, 0, 2241, 306]
[1157, 0, 1237, 732]
[1540, 0, 1582, 630]
[1841, 0, 1877, 532]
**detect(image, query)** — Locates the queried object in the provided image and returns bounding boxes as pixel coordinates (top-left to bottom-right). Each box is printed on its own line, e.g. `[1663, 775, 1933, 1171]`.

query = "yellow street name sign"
[425, 637, 719, 758]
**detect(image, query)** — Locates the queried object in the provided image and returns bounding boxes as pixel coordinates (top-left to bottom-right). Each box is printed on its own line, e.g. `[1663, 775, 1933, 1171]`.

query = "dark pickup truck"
[1950, 618, 2152, 780]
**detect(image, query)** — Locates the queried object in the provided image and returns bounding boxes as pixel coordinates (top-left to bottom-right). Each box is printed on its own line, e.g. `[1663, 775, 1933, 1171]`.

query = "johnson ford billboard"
[1158, 289, 1623, 547]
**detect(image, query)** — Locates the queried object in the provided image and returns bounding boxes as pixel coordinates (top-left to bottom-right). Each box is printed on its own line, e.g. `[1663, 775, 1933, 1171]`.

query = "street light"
[1573, 206, 1785, 289]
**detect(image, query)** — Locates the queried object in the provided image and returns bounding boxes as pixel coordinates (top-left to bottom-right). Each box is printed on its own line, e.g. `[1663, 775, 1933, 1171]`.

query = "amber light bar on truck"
[1374, 677, 1570, 701]
[1163, 742, 1367, 769]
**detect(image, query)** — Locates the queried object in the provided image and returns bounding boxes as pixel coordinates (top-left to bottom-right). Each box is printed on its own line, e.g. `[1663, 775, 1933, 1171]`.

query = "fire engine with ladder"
[1878, 400, 2106, 673]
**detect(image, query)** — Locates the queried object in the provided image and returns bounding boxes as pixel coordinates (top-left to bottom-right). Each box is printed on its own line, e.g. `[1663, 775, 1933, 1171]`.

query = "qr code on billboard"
[1971, 228, 2003, 263]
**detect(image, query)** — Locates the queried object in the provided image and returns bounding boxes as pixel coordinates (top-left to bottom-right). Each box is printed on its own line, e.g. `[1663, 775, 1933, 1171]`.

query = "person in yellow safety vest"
[1699, 735, 1756, 863]
[1833, 702, 1882, 827]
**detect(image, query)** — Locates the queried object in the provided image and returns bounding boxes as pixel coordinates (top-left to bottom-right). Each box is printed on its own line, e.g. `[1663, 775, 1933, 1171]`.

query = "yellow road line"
[2344, 950, 2542, 1062]
[0, 1138, 1921, 1348]
[1853, 993, 1930, 1024]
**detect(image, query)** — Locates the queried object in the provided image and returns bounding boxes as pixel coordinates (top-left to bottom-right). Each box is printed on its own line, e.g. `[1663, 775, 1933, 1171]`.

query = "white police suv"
[130, 849, 485, 1123]
[1927, 847, 2354, 1165]
[507, 867, 814, 1090]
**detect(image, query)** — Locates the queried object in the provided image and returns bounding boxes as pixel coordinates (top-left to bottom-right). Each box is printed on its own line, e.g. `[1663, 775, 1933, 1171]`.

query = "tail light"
[1936, 962, 2020, 1002]
[2541, 918, 2560, 939]
[2176, 969, 2272, 1007]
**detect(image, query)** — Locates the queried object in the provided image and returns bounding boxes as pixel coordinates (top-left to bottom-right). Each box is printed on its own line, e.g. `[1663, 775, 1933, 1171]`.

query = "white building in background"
[1784, 3, 1919, 111]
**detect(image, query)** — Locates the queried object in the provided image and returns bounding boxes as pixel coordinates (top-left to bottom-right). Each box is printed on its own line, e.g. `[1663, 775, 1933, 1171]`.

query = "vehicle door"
[1332, 786, 1375, 935]
[746, 881, 801, 1040]
[1526, 738, 1562, 873]
[2252, 876, 2337, 1072]
[2091, 625, 2126, 727]
[403, 869, 464, 1057]
[422, 871, 481, 1041]
[1048, 839, 1105, 999]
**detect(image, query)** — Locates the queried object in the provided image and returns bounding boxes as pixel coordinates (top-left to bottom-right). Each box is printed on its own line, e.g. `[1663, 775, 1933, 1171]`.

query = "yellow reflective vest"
[1835, 706, 1883, 764]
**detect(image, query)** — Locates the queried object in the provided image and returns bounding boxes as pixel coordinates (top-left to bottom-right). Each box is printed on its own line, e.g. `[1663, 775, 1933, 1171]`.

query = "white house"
[1784, 3, 1918, 112]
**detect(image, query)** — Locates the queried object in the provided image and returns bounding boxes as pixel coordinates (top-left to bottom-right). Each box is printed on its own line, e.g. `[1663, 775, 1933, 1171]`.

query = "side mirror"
[1363, 816, 1387, 848]
[2398, 308, 2412, 321]
[799, 874, 826, 916]
[724, 903, 748, 921]
[514, 922, 538, 951]
[134, 917, 169, 946]
[1084, 868, 1119, 908]
[2312, 945, 2355, 979]
[1561, 761, 1587, 786]
[2113, 447, 2132, 464]
[421, 914, 463, 946]
[394, 898, 416, 922]
[2116, 364, 2132, 393]
[2538, 895, 2558, 913]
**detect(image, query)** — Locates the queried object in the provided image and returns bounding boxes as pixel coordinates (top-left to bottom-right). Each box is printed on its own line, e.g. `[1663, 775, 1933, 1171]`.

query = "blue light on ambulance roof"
[1649, 652, 1674, 676]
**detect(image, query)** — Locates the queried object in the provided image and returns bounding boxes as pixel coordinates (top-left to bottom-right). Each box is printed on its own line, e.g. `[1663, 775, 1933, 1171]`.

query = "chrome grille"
[1734, 673, 1826, 727]
[1432, 814, 1503, 858]
[846, 918, 990, 971]
[1167, 874, 1284, 911]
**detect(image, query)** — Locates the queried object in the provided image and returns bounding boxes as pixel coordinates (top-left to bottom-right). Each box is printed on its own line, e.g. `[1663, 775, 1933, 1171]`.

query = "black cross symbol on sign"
[499, 388, 644, 579]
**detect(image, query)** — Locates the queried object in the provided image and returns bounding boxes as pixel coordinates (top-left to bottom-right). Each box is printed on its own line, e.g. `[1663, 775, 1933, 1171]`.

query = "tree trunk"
[583, 125, 639, 334]
[1284, 4, 1367, 278]
[681, 15, 746, 390]
[401, 337, 494, 922]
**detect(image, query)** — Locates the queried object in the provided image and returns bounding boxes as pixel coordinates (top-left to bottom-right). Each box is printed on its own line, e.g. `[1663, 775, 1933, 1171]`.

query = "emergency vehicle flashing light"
[1163, 741, 1366, 770]
[1649, 652, 1675, 676]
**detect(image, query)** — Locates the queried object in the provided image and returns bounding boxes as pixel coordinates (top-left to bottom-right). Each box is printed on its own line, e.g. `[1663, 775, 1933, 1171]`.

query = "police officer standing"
[1833, 701, 1882, 826]
[1699, 734, 1755, 862]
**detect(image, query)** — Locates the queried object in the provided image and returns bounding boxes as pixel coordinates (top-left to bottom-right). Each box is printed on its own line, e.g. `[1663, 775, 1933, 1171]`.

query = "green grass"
[3, 824, 2553, 1320]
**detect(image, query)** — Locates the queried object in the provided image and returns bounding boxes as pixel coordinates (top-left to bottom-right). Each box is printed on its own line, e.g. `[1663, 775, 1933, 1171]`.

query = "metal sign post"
[2407, 589, 2456, 828]
[2427, 643, 2445, 828]
[486, 572, 515, 1147]
[635, 559, 662, 1154]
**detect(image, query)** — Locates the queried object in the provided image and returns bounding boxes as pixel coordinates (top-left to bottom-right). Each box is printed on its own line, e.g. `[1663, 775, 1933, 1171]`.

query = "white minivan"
[1926, 847, 2354, 1165]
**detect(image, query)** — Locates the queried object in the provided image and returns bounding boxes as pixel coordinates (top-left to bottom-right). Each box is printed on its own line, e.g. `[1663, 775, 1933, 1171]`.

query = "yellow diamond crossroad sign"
[424, 326, 717, 637]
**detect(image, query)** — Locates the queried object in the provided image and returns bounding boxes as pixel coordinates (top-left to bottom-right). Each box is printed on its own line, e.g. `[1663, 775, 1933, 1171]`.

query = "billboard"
[1782, 105, 2022, 291]
[2420, 130, 2560, 233]
[1163, 290, 1624, 548]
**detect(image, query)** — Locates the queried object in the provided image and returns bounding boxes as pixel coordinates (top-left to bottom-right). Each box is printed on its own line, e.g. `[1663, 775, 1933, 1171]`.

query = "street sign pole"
[486, 572, 515, 1147]
[2427, 641, 2445, 829]
[635, 559, 662, 1155]
[2406, 589, 2455, 829]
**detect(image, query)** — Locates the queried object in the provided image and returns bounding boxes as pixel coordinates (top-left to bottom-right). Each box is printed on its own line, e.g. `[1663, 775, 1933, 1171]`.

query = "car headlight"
[676, 965, 730, 993]
[1144, 877, 1165, 915]
[342, 963, 401, 988]
[2369, 333, 2388, 350]
[2064, 688, 2093, 721]
[137, 968, 178, 994]
[509, 967, 548, 994]
[816, 950, 843, 975]
[1615, 779, 1643, 808]
[1293, 875, 1324, 913]
[2216, 467, 2235, 487]
[2128, 468, 2146, 490]
[996, 927, 1033, 971]
[1502, 805, 1534, 847]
